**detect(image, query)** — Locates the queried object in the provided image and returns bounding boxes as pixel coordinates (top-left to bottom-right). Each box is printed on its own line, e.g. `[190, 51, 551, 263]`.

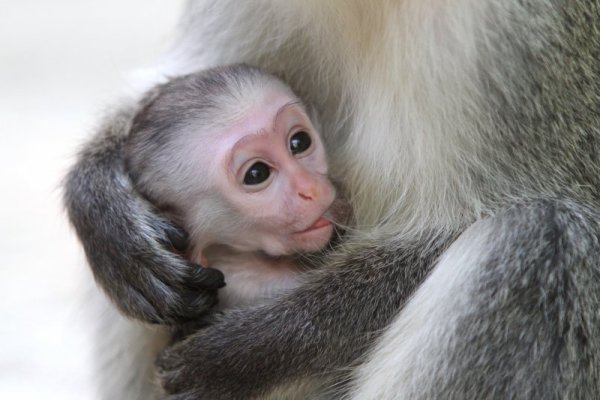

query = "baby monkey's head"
[126, 64, 337, 256]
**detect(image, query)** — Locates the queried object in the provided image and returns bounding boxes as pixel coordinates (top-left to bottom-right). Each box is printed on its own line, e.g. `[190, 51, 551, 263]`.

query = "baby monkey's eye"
[290, 131, 312, 155]
[243, 162, 271, 185]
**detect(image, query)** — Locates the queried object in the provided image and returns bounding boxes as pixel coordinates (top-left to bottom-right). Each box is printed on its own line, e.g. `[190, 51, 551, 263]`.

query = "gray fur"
[63, 104, 225, 324]
[63, 0, 600, 399]
[157, 232, 455, 399]
[430, 200, 600, 399]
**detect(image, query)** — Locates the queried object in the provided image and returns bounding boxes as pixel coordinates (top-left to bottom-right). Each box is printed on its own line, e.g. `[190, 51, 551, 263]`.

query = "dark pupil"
[290, 131, 311, 155]
[243, 162, 270, 185]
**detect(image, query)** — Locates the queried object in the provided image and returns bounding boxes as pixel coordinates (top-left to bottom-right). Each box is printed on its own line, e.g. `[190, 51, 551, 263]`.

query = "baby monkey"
[126, 65, 341, 309]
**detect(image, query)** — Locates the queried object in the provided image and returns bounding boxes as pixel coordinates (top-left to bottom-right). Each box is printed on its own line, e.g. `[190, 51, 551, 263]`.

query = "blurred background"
[0, 0, 184, 398]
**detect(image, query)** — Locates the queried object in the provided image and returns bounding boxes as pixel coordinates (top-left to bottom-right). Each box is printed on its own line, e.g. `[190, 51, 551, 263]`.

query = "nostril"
[299, 192, 313, 200]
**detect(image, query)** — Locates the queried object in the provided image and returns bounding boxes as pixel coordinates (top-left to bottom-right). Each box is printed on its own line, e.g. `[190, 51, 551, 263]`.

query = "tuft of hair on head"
[130, 63, 296, 143]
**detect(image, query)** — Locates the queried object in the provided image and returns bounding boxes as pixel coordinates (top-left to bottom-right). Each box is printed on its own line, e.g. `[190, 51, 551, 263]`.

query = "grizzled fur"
[64, 0, 600, 399]
[64, 104, 225, 324]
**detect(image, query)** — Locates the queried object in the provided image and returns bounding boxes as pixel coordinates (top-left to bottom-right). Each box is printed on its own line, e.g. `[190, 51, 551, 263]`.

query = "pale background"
[0, 1, 184, 398]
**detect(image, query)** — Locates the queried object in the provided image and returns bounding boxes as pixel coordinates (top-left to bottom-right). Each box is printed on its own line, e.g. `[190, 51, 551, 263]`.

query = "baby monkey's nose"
[298, 184, 319, 200]
[298, 192, 314, 201]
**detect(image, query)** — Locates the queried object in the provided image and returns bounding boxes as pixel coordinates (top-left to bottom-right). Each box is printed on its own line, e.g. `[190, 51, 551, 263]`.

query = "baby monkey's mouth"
[297, 216, 332, 234]
[294, 197, 351, 235]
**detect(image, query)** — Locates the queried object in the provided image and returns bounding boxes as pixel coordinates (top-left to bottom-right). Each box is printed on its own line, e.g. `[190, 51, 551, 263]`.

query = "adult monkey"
[64, 1, 600, 399]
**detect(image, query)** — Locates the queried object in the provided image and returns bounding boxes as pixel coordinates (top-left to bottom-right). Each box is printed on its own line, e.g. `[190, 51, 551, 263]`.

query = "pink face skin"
[209, 90, 336, 256]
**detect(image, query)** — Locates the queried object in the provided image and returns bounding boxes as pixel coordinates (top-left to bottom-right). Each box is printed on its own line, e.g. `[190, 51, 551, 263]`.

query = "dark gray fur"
[158, 232, 456, 399]
[425, 199, 600, 399]
[64, 104, 225, 324]
[63, 1, 600, 399]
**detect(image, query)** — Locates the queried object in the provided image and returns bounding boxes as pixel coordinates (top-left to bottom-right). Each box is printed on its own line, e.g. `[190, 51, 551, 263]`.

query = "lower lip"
[299, 217, 332, 233]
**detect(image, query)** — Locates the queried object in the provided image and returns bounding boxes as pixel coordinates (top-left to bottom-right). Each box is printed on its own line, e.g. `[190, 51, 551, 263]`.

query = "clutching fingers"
[160, 220, 190, 253]
[186, 264, 225, 290]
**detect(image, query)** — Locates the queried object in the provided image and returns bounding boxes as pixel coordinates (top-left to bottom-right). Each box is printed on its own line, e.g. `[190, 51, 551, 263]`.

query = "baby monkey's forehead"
[220, 91, 308, 135]
[223, 102, 306, 152]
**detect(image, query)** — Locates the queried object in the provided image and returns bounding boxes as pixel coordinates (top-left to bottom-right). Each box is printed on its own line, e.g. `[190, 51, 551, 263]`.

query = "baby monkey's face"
[211, 89, 336, 255]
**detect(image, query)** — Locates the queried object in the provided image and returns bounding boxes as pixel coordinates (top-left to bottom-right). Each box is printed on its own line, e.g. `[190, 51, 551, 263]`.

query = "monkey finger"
[156, 345, 182, 371]
[156, 220, 190, 252]
[130, 266, 219, 324]
[146, 291, 217, 325]
[121, 283, 166, 324]
[186, 265, 225, 289]
[166, 226, 190, 252]
[158, 339, 228, 399]
[180, 288, 219, 320]
[157, 347, 194, 393]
